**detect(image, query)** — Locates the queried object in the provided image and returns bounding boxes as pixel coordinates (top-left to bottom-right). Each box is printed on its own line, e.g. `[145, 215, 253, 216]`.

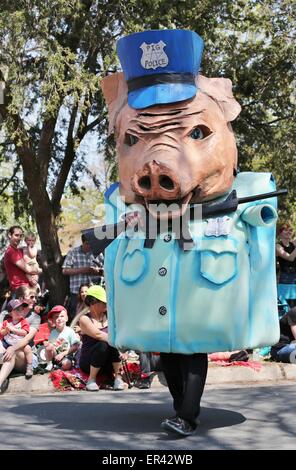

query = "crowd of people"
[0, 225, 126, 394]
[0, 221, 295, 395]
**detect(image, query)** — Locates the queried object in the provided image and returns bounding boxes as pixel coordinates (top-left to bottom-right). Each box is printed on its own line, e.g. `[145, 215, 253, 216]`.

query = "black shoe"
[229, 350, 249, 362]
[0, 379, 9, 395]
[135, 377, 151, 389]
[163, 414, 200, 425]
[161, 416, 197, 436]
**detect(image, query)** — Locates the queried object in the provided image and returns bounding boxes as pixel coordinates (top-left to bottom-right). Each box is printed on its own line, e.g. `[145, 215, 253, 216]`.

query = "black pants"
[67, 292, 78, 323]
[79, 341, 121, 375]
[139, 352, 162, 374]
[160, 352, 208, 426]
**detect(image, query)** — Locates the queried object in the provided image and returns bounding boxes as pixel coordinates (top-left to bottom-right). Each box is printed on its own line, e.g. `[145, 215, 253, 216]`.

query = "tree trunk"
[9, 122, 68, 306]
[34, 202, 68, 307]
[21, 165, 68, 306]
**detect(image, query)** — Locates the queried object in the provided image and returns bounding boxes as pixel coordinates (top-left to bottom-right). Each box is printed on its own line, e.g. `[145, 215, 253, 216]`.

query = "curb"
[3, 362, 296, 395]
[151, 362, 296, 388]
[5, 373, 55, 395]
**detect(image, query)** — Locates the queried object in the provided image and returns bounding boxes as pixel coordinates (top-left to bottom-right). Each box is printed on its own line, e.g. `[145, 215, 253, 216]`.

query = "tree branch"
[0, 162, 21, 197]
[51, 104, 78, 215]
[80, 116, 101, 138]
[0, 140, 14, 147]
[254, 115, 294, 127]
[75, 46, 100, 144]
[10, 115, 38, 171]
[265, 115, 294, 125]
[75, 98, 90, 144]
[37, 116, 58, 183]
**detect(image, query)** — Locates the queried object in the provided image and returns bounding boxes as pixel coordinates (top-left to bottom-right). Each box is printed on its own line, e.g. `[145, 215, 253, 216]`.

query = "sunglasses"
[22, 295, 36, 301]
[85, 297, 100, 307]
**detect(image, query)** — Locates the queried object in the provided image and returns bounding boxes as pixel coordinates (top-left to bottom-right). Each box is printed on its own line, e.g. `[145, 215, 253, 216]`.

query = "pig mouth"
[144, 192, 193, 220]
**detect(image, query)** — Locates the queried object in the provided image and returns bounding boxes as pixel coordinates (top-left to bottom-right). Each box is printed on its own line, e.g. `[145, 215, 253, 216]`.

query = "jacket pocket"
[197, 237, 238, 285]
[121, 239, 147, 284]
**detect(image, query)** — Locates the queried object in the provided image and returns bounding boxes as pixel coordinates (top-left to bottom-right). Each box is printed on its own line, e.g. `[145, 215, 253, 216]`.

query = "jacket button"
[159, 306, 167, 315]
[164, 234, 172, 242]
[158, 267, 167, 276]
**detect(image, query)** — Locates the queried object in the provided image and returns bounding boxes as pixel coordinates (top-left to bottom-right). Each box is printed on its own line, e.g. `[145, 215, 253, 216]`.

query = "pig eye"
[189, 126, 211, 140]
[125, 133, 139, 146]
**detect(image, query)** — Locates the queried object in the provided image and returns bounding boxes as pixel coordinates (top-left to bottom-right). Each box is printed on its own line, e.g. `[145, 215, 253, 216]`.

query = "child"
[0, 299, 34, 378]
[45, 305, 80, 371]
[23, 232, 40, 288]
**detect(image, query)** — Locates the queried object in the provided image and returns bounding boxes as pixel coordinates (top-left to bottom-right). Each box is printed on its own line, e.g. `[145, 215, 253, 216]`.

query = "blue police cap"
[117, 29, 204, 109]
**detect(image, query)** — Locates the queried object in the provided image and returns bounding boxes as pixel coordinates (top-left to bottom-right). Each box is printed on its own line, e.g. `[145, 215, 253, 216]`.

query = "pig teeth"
[148, 199, 182, 207]
[145, 192, 193, 219]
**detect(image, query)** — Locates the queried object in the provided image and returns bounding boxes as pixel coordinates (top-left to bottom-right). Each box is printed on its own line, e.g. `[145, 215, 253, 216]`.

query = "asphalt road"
[0, 382, 295, 451]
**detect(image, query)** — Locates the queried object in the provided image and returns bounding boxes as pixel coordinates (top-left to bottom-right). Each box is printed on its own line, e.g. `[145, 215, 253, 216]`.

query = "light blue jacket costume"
[104, 171, 279, 354]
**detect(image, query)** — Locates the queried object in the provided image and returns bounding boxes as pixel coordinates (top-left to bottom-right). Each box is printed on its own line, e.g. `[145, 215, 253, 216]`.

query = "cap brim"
[128, 83, 197, 109]
[13, 302, 28, 309]
[48, 312, 60, 319]
[48, 307, 65, 318]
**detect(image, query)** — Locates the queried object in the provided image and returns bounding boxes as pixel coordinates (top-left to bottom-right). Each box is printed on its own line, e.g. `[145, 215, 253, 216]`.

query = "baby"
[0, 299, 34, 378]
[23, 232, 40, 287]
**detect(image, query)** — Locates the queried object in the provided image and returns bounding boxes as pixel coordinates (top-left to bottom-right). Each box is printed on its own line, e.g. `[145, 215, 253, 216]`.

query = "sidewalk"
[4, 361, 296, 395]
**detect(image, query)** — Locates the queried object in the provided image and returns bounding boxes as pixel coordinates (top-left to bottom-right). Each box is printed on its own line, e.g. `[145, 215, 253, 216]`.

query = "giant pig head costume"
[102, 29, 241, 219]
[99, 30, 280, 354]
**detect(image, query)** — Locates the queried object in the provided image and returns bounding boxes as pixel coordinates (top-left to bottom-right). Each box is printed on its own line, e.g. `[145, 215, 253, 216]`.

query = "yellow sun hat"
[85, 285, 107, 304]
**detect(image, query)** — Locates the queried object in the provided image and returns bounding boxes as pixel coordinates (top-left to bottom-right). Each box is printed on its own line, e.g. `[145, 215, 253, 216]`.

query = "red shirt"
[0, 317, 30, 345]
[4, 245, 30, 291]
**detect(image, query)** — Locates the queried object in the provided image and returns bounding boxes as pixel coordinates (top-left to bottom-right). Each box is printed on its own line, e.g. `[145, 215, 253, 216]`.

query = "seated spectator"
[79, 285, 125, 392]
[22, 231, 41, 289]
[0, 299, 33, 378]
[135, 352, 162, 389]
[44, 306, 80, 371]
[276, 224, 296, 308]
[69, 283, 90, 335]
[33, 289, 50, 323]
[0, 286, 40, 393]
[76, 283, 89, 316]
[271, 307, 296, 363]
[0, 285, 39, 324]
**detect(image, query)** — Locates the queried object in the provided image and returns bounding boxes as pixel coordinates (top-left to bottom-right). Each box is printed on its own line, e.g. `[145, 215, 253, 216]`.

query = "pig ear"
[101, 72, 128, 134]
[196, 75, 241, 122]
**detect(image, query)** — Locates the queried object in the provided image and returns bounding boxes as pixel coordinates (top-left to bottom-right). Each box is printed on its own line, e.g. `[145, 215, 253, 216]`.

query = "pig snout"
[131, 160, 181, 201]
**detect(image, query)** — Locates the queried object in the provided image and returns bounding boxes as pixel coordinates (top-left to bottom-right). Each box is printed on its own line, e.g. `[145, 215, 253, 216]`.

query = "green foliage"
[60, 186, 105, 227]
[0, 0, 123, 222]
[58, 186, 105, 253]
[0, 0, 295, 230]
[122, 0, 296, 222]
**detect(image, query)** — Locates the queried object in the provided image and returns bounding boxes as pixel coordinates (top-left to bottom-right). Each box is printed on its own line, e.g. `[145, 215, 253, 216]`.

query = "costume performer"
[95, 29, 280, 436]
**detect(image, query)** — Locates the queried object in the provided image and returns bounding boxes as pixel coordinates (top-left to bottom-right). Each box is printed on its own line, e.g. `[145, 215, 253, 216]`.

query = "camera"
[36, 290, 49, 308]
